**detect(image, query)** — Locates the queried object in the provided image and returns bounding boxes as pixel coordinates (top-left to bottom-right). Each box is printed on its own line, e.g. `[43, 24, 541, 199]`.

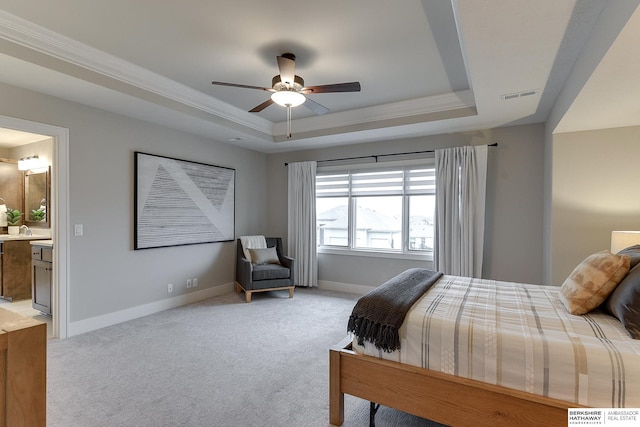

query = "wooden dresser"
[0, 308, 46, 426]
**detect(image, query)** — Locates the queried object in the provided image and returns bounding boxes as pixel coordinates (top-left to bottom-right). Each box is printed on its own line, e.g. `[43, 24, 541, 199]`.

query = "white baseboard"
[67, 282, 235, 337]
[318, 280, 375, 295]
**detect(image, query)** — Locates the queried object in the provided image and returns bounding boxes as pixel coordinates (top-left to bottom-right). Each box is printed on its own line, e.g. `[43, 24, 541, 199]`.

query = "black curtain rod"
[284, 143, 498, 166]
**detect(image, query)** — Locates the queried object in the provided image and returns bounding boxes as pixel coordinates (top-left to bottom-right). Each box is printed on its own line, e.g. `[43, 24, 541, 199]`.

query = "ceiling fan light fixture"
[271, 90, 305, 108]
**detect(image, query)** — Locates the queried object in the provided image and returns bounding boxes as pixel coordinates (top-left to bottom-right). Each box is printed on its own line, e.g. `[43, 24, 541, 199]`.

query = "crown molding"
[0, 9, 272, 134]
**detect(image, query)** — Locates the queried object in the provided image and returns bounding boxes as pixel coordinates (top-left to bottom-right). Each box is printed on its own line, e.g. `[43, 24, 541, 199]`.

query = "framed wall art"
[134, 151, 235, 249]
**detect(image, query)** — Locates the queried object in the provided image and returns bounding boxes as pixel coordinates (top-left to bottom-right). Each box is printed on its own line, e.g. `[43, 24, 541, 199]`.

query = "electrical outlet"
[186, 279, 192, 288]
[168, 283, 173, 293]
[193, 278, 198, 288]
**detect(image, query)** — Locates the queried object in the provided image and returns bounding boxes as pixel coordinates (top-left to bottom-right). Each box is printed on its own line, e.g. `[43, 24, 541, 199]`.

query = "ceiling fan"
[212, 53, 361, 138]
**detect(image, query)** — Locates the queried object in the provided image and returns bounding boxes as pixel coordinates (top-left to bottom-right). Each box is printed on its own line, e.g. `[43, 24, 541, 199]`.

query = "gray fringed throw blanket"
[347, 268, 443, 352]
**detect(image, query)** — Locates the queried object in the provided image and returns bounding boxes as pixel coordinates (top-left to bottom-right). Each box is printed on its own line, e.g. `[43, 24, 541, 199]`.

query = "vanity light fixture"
[17, 156, 30, 170]
[18, 155, 46, 171]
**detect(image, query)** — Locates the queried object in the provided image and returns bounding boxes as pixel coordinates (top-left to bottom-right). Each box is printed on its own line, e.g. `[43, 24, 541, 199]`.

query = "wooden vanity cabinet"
[31, 244, 52, 315]
[0, 240, 33, 301]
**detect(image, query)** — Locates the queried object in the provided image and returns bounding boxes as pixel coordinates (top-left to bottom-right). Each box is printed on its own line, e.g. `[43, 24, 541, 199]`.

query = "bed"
[329, 268, 640, 426]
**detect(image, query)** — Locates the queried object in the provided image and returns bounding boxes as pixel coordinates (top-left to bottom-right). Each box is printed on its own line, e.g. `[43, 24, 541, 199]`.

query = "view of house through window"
[316, 163, 435, 255]
[408, 195, 435, 250]
[354, 196, 402, 249]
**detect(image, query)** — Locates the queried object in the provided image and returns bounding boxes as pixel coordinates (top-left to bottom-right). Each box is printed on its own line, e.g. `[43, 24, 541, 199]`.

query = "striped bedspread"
[351, 275, 640, 408]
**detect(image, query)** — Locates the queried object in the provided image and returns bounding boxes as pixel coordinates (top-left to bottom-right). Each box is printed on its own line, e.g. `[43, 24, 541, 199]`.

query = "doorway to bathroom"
[0, 115, 69, 339]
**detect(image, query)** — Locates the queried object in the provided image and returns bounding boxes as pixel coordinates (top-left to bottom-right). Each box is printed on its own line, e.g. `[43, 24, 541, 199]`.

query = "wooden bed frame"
[329, 337, 581, 426]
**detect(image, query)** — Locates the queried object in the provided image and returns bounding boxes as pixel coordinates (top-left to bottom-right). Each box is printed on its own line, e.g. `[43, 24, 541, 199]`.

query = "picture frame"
[134, 151, 235, 250]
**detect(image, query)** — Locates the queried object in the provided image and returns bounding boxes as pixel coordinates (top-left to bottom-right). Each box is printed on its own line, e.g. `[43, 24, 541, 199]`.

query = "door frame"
[0, 114, 69, 339]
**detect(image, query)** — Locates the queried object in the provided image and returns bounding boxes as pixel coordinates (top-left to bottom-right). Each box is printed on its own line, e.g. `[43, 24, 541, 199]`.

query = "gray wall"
[0, 82, 268, 323]
[267, 123, 545, 287]
[549, 125, 640, 285]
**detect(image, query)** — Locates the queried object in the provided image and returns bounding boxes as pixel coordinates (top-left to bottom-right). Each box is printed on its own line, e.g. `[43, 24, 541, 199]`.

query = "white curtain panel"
[287, 161, 318, 287]
[434, 145, 488, 277]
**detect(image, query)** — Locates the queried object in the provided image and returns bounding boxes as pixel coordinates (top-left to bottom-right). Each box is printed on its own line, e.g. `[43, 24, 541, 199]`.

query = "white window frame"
[316, 158, 435, 261]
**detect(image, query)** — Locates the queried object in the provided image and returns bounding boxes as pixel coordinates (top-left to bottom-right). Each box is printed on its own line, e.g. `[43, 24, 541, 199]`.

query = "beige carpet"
[46, 287, 445, 426]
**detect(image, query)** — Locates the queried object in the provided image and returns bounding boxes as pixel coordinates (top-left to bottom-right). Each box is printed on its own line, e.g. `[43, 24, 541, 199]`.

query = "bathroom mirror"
[24, 166, 50, 227]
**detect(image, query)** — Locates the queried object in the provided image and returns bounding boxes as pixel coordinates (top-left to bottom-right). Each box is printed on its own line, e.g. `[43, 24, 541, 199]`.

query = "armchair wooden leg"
[288, 287, 294, 298]
[245, 291, 252, 303]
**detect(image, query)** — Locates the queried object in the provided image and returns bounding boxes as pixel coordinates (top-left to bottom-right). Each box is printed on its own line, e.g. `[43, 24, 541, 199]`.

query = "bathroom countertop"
[0, 234, 50, 242]
[29, 239, 53, 247]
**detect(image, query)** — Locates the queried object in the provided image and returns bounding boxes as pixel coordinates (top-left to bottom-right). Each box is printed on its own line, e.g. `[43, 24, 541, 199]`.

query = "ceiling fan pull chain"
[286, 105, 293, 139]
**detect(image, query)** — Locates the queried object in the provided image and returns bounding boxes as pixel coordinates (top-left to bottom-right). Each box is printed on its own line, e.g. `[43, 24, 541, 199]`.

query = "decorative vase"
[7, 226, 19, 235]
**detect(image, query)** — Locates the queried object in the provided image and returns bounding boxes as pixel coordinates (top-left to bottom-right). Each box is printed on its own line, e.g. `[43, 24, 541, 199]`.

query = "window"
[316, 162, 435, 256]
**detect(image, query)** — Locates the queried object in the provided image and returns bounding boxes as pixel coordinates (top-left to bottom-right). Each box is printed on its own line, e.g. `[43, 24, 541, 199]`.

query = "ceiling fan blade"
[302, 82, 361, 94]
[212, 81, 273, 92]
[303, 98, 330, 115]
[276, 55, 296, 85]
[249, 98, 274, 113]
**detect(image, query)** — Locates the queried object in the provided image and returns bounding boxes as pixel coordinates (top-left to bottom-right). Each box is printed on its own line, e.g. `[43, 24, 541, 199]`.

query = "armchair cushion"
[252, 264, 290, 281]
[248, 247, 281, 265]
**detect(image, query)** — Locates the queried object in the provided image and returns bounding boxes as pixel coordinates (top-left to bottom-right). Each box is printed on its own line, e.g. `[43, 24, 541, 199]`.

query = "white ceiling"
[0, 0, 635, 152]
[0, 127, 50, 147]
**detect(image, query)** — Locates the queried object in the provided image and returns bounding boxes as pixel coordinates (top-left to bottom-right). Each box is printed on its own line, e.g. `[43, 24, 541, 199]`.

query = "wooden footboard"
[329, 337, 579, 426]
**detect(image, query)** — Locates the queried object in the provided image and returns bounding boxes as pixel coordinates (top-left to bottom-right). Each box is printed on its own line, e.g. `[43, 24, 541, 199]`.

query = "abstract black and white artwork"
[134, 152, 235, 249]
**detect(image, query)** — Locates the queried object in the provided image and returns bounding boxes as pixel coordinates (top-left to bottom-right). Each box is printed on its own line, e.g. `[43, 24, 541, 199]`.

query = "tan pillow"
[248, 247, 281, 265]
[559, 250, 630, 315]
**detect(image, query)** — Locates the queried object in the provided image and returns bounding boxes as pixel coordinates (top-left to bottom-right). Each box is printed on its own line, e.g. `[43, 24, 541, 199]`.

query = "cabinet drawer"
[41, 247, 52, 262]
[31, 246, 52, 262]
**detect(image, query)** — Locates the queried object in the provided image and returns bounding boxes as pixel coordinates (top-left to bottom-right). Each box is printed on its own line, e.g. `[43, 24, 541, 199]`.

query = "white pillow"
[248, 247, 280, 265]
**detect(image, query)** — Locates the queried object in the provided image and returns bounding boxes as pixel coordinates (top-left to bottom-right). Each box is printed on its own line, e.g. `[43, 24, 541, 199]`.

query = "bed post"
[329, 340, 347, 426]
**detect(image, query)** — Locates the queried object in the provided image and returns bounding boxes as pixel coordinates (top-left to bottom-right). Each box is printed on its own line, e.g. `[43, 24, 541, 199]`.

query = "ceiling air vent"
[501, 89, 538, 101]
